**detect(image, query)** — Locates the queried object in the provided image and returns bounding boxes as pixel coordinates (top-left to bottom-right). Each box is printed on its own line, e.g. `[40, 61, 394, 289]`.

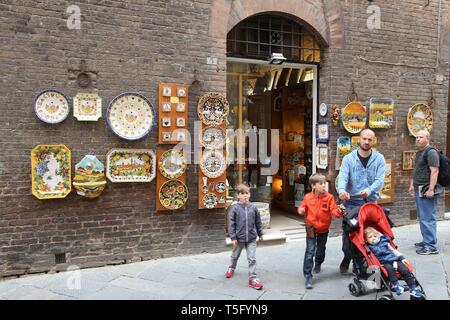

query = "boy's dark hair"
[309, 173, 326, 187]
[235, 183, 250, 194]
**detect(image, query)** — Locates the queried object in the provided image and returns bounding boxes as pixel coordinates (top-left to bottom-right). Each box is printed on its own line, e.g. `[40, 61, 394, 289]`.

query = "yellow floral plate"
[407, 103, 432, 137]
[159, 179, 188, 210]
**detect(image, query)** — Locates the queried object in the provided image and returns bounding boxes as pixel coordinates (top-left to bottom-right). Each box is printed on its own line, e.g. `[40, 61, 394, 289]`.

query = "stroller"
[345, 202, 426, 300]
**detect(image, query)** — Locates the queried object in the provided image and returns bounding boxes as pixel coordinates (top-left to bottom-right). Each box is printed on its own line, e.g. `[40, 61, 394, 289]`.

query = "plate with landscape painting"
[407, 103, 433, 137]
[342, 101, 367, 134]
[106, 149, 156, 182]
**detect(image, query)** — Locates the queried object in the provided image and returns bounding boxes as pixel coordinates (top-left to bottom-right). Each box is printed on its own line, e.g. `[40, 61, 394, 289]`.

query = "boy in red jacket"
[297, 173, 343, 289]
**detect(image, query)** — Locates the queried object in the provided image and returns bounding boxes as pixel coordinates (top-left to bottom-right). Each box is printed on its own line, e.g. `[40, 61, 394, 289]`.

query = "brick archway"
[208, 0, 345, 48]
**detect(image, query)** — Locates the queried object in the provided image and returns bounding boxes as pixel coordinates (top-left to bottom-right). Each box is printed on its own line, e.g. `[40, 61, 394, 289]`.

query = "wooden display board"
[158, 83, 189, 144]
[156, 149, 187, 211]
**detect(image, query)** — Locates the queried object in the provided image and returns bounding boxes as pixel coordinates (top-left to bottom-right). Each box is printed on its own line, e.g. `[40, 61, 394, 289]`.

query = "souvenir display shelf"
[158, 83, 189, 144]
[156, 149, 187, 211]
[198, 121, 227, 209]
[31, 144, 71, 199]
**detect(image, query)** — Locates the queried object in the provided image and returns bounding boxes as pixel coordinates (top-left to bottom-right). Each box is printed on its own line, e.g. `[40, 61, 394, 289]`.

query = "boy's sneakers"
[313, 264, 321, 274]
[225, 268, 234, 278]
[305, 275, 313, 289]
[410, 288, 425, 298]
[392, 283, 405, 296]
[414, 242, 425, 249]
[416, 247, 439, 255]
[248, 278, 263, 290]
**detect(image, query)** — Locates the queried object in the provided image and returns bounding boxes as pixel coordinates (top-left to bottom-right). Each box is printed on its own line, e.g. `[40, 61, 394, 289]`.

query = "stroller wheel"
[348, 283, 360, 297]
[379, 294, 393, 300]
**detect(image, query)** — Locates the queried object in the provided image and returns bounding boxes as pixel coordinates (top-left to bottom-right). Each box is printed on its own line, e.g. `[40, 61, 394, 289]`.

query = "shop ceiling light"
[268, 53, 286, 65]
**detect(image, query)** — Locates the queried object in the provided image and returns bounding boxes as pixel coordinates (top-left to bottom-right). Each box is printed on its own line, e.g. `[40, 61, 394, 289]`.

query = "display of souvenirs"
[316, 122, 329, 143]
[407, 103, 433, 137]
[159, 179, 188, 210]
[31, 144, 71, 199]
[202, 193, 218, 209]
[197, 92, 230, 126]
[158, 149, 186, 179]
[331, 105, 340, 126]
[317, 144, 328, 169]
[159, 83, 189, 144]
[73, 155, 107, 198]
[342, 101, 367, 134]
[73, 93, 102, 121]
[106, 92, 155, 140]
[369, 98, 394, 128]
[106, 149, 156, 182]
[336, 136, 351, 170]
[200, 150, 226, 178]
[200, 126, 227, 149]
[34, 89, 70, 124]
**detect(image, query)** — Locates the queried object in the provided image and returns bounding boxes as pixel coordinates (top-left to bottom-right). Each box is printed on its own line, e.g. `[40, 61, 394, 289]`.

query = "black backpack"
[424, 147, 450, 187]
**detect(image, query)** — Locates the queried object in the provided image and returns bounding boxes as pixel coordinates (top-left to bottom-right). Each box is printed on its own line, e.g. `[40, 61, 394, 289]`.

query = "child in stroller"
[346, 202, 426, 300]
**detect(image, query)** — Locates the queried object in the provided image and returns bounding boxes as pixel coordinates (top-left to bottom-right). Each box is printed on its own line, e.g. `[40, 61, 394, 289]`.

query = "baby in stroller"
[364, 227, 425, 298]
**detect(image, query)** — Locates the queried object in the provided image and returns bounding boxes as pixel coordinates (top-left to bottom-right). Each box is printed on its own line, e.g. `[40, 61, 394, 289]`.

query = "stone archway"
[208, 0, 345, 48]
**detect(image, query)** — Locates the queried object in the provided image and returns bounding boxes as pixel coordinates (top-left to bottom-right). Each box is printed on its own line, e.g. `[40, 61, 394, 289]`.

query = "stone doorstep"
[225, 231, 287, 247]
[445, 212, 450, 220]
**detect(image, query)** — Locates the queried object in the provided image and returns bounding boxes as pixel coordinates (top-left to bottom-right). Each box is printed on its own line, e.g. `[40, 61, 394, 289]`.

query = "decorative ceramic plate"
[107, 92, 155, 140]
[106, 148, 156, 182]
[73, 155, 107, 198]
[34, 89, 70, 124]
[317, 144, 328, 169]
[215, 181, 226, 193]
[407, 103, 433, 137]
[73, 93, 102, 121]
[342, 101, 367, 134]
[197, 92, 229, 126]
[158, 149, 186, 179]
[369, 97, 394, 129]
[200, 150, 226, 178]
[202, 193, 217, 209]
[31, 144, 71, 199]
[159, 179, 188, 210]
[200, 126, 227, 149]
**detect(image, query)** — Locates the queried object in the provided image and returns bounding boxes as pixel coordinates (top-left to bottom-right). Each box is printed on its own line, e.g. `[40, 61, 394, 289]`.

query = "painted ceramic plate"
[200, 126, 227, 149]
[197, 92, 229, 126]
[107, 92, 155, 140]
[200, 150, 226, 178]
[73, 155, 107, 198]
[215, 181, 226, 193]
[34, 89, 70, 124]
[158, 149, 186, 179]
[202, 193, 217, 209]
[342, 101, 367, 134]
[73, 93, 102, 121]
[106, 148, 156, 182]
[407, 103, 433, 137]
[159, 179, 188, 210]
[31, 144, 71, 199]
[369, 98, 394, 129]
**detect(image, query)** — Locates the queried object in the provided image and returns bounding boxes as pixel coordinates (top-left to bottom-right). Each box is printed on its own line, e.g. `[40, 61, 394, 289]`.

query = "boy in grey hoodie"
[226, 184, 264, 290]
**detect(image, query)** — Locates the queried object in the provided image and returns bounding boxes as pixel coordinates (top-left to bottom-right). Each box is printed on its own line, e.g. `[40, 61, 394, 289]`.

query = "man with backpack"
[408, 130, 441, 255]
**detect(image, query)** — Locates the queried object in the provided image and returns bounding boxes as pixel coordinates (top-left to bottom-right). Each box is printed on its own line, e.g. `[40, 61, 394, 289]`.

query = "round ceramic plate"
[407, 103, 433, 137]
[215, 181, 226, 193]
[197, 92, 229, 126]
[107, 92, 155, 140]
[200, 150, 226, 178]
[342, 101, 367, 134]
[158, 149, 186, 179]
[203, 193, 217, 209]
[159, 179, 188, 210]
[34, 89, 70, 124]
[200, 126, 227, 149]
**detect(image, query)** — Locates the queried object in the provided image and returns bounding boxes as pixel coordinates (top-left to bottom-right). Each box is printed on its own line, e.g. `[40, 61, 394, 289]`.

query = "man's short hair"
[309, 173, 326, 186]
[235, 183, 250, 194]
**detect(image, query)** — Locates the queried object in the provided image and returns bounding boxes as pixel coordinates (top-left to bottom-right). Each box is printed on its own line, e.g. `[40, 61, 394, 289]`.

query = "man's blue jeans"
[415, 191, 438, 250]
[303, 232, 328, 278]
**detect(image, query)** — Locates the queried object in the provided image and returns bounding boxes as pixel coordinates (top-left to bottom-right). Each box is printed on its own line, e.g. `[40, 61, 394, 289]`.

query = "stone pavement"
[0, 221, 449, 300]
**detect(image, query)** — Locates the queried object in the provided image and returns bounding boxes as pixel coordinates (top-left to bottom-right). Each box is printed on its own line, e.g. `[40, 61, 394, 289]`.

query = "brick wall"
[1, 0, 449, 277]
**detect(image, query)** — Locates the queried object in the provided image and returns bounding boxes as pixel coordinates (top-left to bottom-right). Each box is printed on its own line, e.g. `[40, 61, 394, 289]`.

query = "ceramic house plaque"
[106, 149, 156, 182]
[31, 144, 71, 199]
[73, 93, 102, 121]
[73, 155, 107, 198]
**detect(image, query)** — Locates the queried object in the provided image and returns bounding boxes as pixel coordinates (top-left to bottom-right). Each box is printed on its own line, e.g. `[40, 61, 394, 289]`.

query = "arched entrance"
[225, 13, 324, 240]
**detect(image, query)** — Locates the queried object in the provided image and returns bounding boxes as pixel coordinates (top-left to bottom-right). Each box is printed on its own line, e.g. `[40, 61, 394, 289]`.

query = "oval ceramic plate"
[159, 179, 188, 210]
[200, 126, 227, 149]
[407, 103, 433, 137]
[158, 149, 186, 179]
[34, 89, 70, 124]
[200, 150, 226, 178]
[197, 92, 229, 126]
[107, 92, 155, 140]
[342, 101, 367, 134]
[202, 193, 217, 209]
